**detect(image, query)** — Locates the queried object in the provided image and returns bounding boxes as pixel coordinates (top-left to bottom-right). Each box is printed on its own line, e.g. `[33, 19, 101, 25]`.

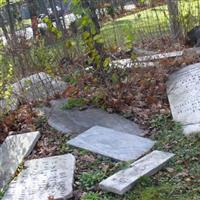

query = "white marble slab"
[68, 126, 155, 161]
[99, 150, 175, 195]
[2, 154, 75, 200]
[137, 51, 183, 62]
[167, 63, 200, 135]
[0, 132, 41, 189]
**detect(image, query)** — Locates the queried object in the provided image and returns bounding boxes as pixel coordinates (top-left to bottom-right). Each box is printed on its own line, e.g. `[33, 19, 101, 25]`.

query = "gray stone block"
[99, 150, 175, 195]
[0, 132, 41, 189]
[42, 99, 144, 136]
[68, 126, 155, 161]
[2, 154, 75, 200]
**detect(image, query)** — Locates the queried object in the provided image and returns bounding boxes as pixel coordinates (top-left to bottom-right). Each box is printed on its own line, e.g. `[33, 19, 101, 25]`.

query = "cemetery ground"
[0, 54, 200, 199]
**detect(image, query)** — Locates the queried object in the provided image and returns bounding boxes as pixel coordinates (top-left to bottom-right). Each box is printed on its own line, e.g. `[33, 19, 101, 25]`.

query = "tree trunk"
[49, 0, 63, 31]
[167, 0, 182, 40]
[81, 0, 100, 34]
[27, 0, 39, 38]
[0, 14, 10, 42]
[5, 0, 16, 40]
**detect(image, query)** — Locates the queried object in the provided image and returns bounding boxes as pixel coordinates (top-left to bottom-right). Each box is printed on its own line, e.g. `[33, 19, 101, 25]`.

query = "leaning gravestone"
[2, 154, 75, 200]
[41, 99, 144, 136]
[167, 63, 200, 135]
[12, 72, 67, 102]
[0, 132, 41, 189]
[68, 126, 155, 161]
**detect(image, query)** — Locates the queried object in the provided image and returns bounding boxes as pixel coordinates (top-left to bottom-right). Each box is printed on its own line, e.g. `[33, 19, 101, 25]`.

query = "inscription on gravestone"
[167, 63, 200, 135]
[0, 132, 41, 189]
[2, 154, 75, 200]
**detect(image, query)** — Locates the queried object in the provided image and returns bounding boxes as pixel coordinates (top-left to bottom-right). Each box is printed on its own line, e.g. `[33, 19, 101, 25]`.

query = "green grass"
[101, 0, 200, 48]
[63, 98, 86, 109]
[58, 114, 200, 200]
[1, 114, 199, 200]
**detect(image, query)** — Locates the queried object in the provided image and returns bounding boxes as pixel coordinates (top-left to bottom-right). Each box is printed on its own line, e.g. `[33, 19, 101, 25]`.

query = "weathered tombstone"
[12, 72, 67, 102]
[2, 154, 75, 200]
[167, 63, 200, 135]
[68, 126, 155, 161]
[42, 99, 144, 136]
[99, 150, 175, 195]
[0, 132, 41, 189]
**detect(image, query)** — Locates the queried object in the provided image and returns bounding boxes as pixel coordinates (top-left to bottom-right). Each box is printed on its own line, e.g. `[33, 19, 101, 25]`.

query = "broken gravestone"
[0, 132, 41, 189]
[42, 99, 144, 136]
[0, 73, 67, 114]
[167, 62, 200, 135]
[99, 150, 175, 195]
[68, 126, 155, 161]
[12, 72, 67, 102]
[2, 154, 75, 200]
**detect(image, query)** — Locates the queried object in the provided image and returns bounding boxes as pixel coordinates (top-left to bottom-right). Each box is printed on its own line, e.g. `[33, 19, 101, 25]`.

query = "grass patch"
[79, 171, 106, 190]
[63, 98, 86, 109]
[101, 0, 200, 48]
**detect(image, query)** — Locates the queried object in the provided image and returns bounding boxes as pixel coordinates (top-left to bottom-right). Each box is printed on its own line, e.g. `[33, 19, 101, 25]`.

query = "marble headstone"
[100, 150, 175, 195]
[68, 126, 155, 161]
[167, 63, 200, 135]
[2, 154, 75, 200]
[0, 132, 41, 189]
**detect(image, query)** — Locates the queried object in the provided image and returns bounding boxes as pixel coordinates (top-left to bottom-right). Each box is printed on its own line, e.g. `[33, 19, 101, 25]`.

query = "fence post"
[167, 0, 182, 40]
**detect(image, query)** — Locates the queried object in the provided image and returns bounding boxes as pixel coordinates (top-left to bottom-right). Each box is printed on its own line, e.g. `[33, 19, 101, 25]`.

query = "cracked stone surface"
[0, 132, 41, 189]
[2, 154, 75, 200]
[99, 150, 175, 195]
[68, 126, 155, 161]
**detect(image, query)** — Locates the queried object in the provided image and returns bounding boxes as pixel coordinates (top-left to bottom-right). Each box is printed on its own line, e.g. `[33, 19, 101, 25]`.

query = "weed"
[63, 98, 86, 109]
[79, 170, 105, 190]
[81, 192, 100, 200]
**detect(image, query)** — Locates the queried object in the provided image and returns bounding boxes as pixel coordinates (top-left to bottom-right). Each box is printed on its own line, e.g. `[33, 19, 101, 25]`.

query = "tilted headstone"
[0, 132, 41, 189]
[2, 154, 75, 200]
[68, 126, 155, 161]
[12, 72, 67, 102]
[99, 150, 175, 195]
[167, 63, 200, 135]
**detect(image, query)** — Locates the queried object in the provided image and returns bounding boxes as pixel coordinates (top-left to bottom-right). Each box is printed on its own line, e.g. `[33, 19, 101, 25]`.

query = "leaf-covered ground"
[2, 111, 199, 200]
[0, 52, 200, 200]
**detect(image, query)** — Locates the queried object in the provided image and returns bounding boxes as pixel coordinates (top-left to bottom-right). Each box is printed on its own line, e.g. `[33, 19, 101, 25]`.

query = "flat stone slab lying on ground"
[112, 48, 200, 69]
[2, 154, 75, 200]
[167, 62, 200, 135]
[0, 132, 41, 189]
[137, 50, 183, 62]
[42, 99, 144, 136]
[112, 58, 156, 68]
[99, 150, 175, 195]
[68, 126, 155, 161]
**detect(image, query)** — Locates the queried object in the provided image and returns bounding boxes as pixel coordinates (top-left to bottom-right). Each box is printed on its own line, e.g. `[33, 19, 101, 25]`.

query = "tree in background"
[27, 0, 39, 38]
[167, 0, 183, 40]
